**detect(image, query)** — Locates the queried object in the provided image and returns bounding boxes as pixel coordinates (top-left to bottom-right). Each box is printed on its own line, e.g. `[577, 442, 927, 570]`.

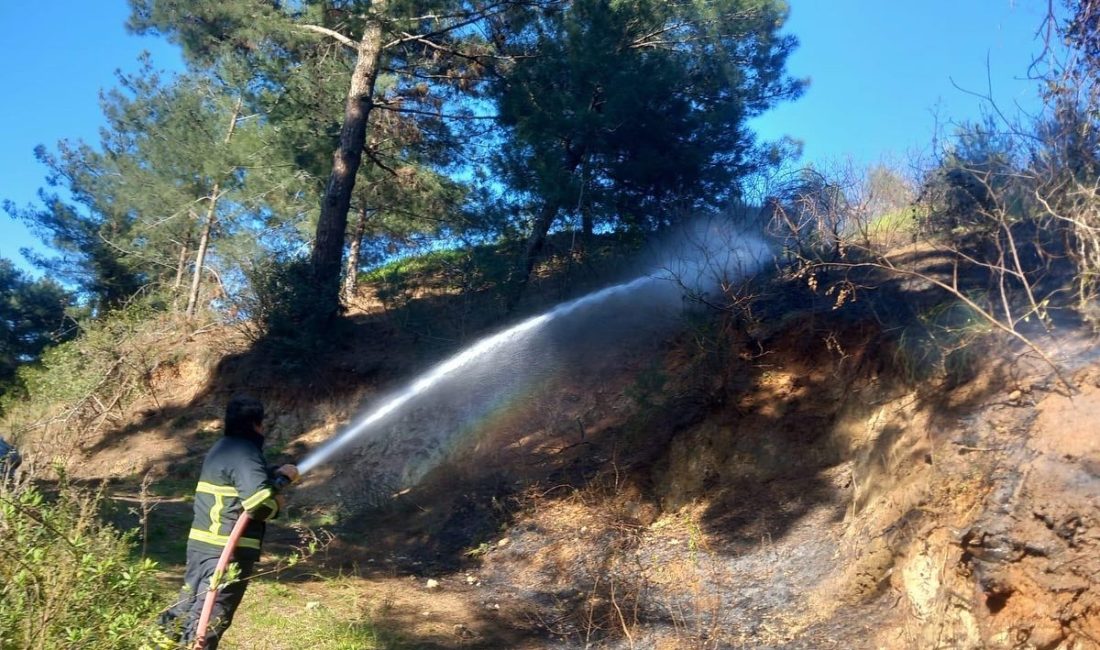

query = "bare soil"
[35, 269, 1100, 648]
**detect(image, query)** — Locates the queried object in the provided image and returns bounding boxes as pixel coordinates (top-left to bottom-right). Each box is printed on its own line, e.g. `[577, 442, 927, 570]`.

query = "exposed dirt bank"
[24, 278, 1100, 648]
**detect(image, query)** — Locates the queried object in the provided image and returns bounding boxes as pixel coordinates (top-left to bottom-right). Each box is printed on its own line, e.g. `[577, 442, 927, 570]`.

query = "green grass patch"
[359, 242, 517, 311]
[221, 578, 407, 650]
[859, 207, 921, 248]
[360, 247, 480, 285]
[867, 208, 918, 234]
[358, 232, 646, 316]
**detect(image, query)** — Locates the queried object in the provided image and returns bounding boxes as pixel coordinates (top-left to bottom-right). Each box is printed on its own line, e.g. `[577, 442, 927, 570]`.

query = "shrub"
[243, 257, 335, 349]
[863, 207, 920, 249]
[0, 479, 166, 649]
[894, 299, 994, 385]
[4, 299, 159, 411]
[1, 298, 177, 466]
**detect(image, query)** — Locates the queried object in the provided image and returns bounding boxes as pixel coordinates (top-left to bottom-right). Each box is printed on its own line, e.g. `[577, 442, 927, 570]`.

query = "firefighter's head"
[225, 395, 265, 438]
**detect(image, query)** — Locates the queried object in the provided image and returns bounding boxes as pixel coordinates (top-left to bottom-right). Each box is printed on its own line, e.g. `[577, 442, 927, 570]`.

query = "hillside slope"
[11, 248, 1100, 649]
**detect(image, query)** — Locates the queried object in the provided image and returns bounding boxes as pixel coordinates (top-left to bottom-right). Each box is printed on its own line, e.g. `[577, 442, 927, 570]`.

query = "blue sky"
[0, 1, 1051, 276]
[0, 1, 182, 274]
[751, 1, 1050, 166]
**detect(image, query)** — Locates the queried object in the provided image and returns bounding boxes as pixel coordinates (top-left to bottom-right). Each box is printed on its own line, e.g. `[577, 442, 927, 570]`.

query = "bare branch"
[372, 102, 496, 121]
[298, 24, 358, 51]
[383, 0, 521, 50]
[363, 145, 399, 177]
[819, 259, 1073, 393]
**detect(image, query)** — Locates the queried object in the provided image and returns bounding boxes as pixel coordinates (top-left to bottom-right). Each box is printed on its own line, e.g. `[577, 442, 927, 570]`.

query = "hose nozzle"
[272, 463, 300, 491]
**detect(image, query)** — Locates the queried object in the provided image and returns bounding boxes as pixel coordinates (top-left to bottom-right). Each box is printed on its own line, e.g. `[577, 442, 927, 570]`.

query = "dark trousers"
[158, 547, 257, 649]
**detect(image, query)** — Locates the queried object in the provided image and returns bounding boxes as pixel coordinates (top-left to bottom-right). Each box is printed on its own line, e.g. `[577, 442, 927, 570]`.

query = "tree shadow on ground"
[77, 236, 1084, 648]
[82, 233, 642, 461]
[348, 250, 1072, 643]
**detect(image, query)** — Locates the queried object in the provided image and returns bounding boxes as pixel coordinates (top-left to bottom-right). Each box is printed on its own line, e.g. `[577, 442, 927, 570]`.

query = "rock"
[497, 538, 510, 548]
[454, 624, 475, 639]
[466, 575, 479, 585]
[426, 578, 440, 589]
[1028, 621, 1065, 650]
[1034, 572, 1089, 594]
[1008, 389, 1023, 404]
[305, 601, 321, 611]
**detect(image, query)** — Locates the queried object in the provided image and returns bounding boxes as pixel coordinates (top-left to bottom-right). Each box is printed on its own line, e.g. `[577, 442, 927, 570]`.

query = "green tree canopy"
[489, 0, 804, 297]
[0, 260, 75, 389]
[128, 0, 510, 319]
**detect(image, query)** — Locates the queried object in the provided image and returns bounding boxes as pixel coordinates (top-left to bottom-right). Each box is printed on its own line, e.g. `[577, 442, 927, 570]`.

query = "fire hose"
[193, 473, 293, 650]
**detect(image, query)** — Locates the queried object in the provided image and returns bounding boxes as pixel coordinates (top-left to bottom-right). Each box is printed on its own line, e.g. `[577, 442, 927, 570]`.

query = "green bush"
[243, 258, 334, 347]
[360, 244, 515, 310]
[894, 299, 993, 385]
[1, 298, 176, 464]
[862, 207, 920, 248]
[0, 480, 166, 649]
[3, 298, 159, 412]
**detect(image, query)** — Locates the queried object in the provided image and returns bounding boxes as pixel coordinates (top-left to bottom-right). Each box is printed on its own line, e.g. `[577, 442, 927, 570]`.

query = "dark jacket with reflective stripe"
[187, 433, 279, 558]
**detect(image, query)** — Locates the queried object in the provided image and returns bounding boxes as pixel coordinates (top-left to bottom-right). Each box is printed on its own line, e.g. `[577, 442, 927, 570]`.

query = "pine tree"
[490, 0, 803, 303]
[129, 0, 520, 321]
[6, 140, 146, 313]
[8, 62, 283, 316]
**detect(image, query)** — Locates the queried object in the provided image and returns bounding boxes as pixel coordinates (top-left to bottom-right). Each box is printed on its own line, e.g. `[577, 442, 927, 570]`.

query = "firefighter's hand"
[276, 464, 300, 484]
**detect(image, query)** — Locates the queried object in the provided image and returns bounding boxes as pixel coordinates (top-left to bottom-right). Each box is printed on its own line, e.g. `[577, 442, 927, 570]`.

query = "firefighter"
[158, 395, 299, 649]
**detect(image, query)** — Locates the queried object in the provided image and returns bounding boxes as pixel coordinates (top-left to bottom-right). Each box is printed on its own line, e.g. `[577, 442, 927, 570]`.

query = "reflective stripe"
[208, 493, 225, 536]
[196, 482, 239, 497]
[197, 482, 236, 536]
[262, 497, 280, 519]
[189, 528, 261, 550]
[242, 487, 274, 512]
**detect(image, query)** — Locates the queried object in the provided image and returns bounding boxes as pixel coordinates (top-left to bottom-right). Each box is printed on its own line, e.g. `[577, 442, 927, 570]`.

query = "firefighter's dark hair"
[225, 395, 264, 437]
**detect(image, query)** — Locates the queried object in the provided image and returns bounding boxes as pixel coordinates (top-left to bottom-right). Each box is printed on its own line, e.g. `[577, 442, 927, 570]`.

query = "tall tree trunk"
[580, 209, 594, 249]
[509, 148, 585, 310]
[185, 97, 242, 320]
[185, 183, 220, 318]
[311, 5, 386, 320]
[173, 233, 191, 292]
[172, 230, 191, 311]
[507, 201, 560, 311]
[343, 205, 369, 302]
[578, 163, 593, 252]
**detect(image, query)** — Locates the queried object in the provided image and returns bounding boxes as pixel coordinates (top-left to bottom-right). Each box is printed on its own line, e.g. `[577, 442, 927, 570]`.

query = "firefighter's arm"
[238, 453, 282, 521]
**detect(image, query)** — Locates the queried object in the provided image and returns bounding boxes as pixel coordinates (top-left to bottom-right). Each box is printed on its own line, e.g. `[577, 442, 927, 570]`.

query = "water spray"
[192, 228, 769, 647]
[296, 230, 768, 483]
[296, 275, 653, 478]
[190, 282, 644, 648]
